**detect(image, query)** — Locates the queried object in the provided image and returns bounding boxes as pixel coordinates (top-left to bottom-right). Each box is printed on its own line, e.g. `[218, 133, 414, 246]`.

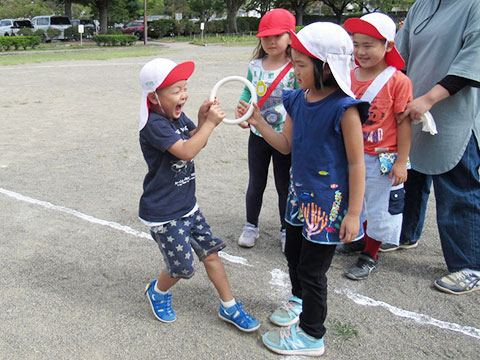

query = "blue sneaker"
[263, 323, 325, 356]
[434, 269, 480, 294]
[269, 296, 302, 326]
[218, 301, 260, 332]
[145, 280, 176, 323]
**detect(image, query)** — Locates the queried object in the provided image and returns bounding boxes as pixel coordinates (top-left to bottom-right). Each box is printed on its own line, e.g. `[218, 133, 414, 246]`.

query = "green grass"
[0, 45, 168, 66]
[331, 319, 359, 342]
[190, 34, 256, 46]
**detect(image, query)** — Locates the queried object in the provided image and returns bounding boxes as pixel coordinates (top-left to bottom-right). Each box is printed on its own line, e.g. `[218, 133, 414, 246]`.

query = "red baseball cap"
[257, 8, 296, 37]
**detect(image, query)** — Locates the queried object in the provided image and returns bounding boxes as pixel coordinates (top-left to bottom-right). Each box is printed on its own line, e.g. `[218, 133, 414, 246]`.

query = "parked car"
[0, 19, 34, 36]
[71, 19, 99, 37]
[30, 15, 72, 41]
[121, 21, 144, 39]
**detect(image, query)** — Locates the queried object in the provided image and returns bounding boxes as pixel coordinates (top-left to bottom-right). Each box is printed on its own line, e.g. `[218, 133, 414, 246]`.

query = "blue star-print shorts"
[150, 209, 226, 279]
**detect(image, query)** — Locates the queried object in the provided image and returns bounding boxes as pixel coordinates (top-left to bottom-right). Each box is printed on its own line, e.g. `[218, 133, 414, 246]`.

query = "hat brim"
[344, 18, 385, 40]
[158, 61, 195, 89]
[256, 29, 290, 37]
[290, 31, 318, 59]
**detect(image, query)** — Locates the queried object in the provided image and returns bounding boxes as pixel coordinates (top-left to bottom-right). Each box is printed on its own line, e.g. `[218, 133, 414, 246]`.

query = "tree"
[319, 0, 350, 24]
[244, 0, 275, 17]
[224, 0, 246, 33]
[189, 0, 225, 23]
[146, 0, 166, 15]
[84, 0, 141, 33]
[276, 0, 315, 26]
[164, 0, 190, 17]
[0, 0, 59, 19]
[353, 0, 415, 14]
[86, 0, 109, 33]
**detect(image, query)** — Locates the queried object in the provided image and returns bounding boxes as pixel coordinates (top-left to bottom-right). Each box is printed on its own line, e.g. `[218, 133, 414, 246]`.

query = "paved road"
[0, 42, 478, 360]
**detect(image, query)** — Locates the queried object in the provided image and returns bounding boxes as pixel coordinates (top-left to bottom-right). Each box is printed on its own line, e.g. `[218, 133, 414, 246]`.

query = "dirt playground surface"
[0, 42, 478, 359]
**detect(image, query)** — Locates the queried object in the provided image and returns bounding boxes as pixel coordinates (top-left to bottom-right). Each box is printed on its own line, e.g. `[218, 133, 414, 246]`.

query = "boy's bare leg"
[156, 270, 180, 292]
[203, 252, 234, 302]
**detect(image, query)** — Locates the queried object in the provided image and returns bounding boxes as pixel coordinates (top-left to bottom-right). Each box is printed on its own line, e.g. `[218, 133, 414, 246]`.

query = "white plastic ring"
[209, 76, 257, 125]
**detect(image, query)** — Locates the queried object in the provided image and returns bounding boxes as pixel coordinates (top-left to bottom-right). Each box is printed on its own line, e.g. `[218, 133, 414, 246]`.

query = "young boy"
[339, 13, 413, 279]
[138, 58, 260, 332]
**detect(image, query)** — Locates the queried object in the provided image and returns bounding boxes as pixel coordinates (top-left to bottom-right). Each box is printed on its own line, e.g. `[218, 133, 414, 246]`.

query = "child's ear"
[324, 63, 332, 76]
[147, 91, 158, 105]
[386, 40, 395, 53]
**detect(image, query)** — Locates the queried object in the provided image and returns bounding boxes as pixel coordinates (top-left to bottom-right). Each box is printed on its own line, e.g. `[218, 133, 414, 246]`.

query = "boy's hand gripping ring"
[209, 76, 257, 125]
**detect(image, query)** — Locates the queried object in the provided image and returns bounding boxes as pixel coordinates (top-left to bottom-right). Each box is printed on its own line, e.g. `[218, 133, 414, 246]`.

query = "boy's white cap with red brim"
[139, 58, 195, 130]
[291, 22, 356, 98]
[344, 12, 405, 69]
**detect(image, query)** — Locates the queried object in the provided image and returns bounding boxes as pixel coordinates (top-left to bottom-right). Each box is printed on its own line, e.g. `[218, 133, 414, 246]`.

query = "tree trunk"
[224, 0, 244, 33]
[99, 0, 108, 34]
[334, 9, 342, 24]
[293, 5, 304, 26]
[64, 0, 72, 19]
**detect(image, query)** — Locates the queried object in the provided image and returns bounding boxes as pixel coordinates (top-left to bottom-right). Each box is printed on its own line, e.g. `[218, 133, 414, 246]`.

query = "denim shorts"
[150, 209, 226, 279]
[360, 154, 404, 244]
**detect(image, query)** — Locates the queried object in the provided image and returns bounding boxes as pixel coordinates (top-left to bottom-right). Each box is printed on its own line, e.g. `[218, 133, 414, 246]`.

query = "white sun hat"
[290, 22, 355, 98]
[139, 58, 194, 130]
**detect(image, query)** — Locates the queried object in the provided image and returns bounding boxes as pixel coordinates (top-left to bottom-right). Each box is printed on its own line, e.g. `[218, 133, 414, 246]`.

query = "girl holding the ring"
[239, 22, 369, 356]
[236, 9, 298, 251]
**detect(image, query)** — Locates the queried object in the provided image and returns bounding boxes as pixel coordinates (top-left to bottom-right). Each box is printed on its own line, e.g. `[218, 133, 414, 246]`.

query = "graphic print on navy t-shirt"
[139, 112, 197, 222]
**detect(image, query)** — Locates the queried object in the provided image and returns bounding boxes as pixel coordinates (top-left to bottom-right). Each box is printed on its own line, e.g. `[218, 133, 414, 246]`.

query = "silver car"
[30, 15, 72, 41]
[0, 19, 34, 36]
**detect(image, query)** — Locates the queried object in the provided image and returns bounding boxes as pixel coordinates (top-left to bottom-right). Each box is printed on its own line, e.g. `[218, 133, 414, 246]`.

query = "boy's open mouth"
[175, 104, 183, 113]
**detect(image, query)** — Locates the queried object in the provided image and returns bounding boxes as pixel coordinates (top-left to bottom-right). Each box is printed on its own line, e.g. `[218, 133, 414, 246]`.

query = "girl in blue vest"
[239, 22, 369, 356]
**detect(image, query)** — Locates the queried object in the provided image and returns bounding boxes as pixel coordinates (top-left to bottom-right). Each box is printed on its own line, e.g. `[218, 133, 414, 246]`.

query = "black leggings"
[246, 132, 290, 229]
[285, 223, 336, 339]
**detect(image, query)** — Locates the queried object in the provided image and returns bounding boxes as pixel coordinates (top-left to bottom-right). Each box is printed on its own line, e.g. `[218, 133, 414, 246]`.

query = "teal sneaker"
[263, 323, 325, 356]
[269, 296, 302, 326]
[218, 301, 260, 332]
[145, 280, 176, 323]
[434, 269, 480, 295]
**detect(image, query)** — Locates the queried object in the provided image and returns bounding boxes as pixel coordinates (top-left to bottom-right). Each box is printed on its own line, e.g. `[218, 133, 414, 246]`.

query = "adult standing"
[394, 0, 480, 294]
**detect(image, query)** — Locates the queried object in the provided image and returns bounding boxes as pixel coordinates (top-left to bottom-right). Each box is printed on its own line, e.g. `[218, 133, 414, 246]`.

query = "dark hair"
[251, 36, 292, 60]
[312, 57, 337, 90]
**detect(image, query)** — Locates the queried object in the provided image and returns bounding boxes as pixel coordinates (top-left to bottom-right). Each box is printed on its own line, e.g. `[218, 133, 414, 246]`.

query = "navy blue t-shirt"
[139, 112, 197, 222]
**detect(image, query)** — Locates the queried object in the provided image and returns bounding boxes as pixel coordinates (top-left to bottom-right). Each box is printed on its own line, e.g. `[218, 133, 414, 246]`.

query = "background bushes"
[0, 36, 41, 51]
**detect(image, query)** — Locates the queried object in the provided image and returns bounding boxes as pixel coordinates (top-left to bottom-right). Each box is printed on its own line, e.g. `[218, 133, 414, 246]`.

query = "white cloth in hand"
[412, 111, 437, 135]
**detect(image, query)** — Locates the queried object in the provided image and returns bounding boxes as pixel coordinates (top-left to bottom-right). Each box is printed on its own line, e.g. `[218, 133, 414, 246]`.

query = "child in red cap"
[139, 58, 259, 332]
[338, 13, 414, 279]
[236, 8, 298, 251]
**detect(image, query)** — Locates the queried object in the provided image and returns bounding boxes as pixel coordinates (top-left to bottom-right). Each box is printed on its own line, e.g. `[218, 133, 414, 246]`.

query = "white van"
[31, 15, 71, 41]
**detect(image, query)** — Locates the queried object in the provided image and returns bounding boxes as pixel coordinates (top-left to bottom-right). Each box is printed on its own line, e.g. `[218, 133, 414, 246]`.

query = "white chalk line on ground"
[336, 288, 480, 340]
[2, 187, 479, 340]
[0, 187, 250, 267]
[270, 268, 480, 340]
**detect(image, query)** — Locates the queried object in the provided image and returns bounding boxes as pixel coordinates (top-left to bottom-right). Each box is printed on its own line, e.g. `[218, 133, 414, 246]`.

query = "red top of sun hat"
[344, 13, 405, 69]
[139, 58, 195, 130]
[256, 8, 296, 37]
[140, 58, 195, 92]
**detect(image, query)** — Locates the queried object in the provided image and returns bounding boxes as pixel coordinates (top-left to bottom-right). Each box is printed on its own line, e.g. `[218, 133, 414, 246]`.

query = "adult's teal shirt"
[395, 0, 480, 174]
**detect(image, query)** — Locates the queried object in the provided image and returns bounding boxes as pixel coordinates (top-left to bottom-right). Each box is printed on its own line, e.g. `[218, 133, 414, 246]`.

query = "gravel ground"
[0, 41, 478, 360]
